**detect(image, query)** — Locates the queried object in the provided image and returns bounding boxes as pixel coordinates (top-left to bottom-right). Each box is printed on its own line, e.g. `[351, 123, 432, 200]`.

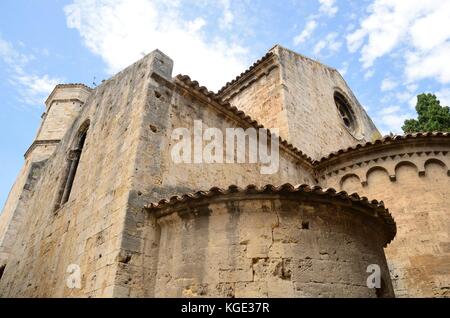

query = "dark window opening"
[302, 221, 309, 230]
[54, 121, 89, 211]
[334, 92, 357, 133]
[343, 117, 351, 128]
[0, 264, 5, 281]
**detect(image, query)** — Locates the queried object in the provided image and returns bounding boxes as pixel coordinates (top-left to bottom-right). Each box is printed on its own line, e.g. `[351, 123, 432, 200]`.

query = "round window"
[334, 92, 357, 134]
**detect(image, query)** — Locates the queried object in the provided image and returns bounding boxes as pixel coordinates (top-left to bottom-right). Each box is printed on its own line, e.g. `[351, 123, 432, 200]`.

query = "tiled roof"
[216, 52, 274, 95]
[53, 83, 92, 90]
[175, 74, 314, 164]
[317, 132, 450, 164]
[175, 75, 450, 170]
[146, 183, 396, 245]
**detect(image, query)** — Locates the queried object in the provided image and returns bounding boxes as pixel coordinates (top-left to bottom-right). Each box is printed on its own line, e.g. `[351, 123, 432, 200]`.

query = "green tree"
[402, 93, 450, 133]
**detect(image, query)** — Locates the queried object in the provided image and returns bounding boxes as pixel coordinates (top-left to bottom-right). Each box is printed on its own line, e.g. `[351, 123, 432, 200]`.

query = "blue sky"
[1, 0, 450, 209]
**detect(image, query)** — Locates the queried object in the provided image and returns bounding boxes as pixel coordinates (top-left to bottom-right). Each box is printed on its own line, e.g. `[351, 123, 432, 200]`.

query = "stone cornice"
[45, 83, 92, 107]
[315, 132, 450, 168]
[47, 98, 86, 107]
[146, 183, 396, 246]
[319, 150, 450, 181]
[45, 98, 86, 115]
[24, 139, 60, 159]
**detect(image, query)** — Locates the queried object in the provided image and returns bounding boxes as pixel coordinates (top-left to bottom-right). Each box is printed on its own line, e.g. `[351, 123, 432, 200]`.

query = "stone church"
[0, 45, 448, 298]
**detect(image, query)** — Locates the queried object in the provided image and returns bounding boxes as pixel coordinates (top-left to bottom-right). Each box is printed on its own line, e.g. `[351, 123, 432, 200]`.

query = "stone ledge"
[145, 183, 396, 246]
[45, 83, 92, 106]
[316, 132, 450, 165]
[24, 139, 60, 159]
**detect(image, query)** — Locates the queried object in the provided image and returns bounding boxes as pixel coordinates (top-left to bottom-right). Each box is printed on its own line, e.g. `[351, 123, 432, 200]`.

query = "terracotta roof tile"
[216, 52, 274, 95]
[146, 183, 396, 245]
[175, 74, 314, 165]
[53, 83, 92, 90]
[317, 132, 450, 164]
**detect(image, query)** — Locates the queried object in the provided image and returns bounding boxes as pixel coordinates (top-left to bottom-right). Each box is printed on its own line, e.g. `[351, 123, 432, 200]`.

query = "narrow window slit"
[54, 120, 90, 211]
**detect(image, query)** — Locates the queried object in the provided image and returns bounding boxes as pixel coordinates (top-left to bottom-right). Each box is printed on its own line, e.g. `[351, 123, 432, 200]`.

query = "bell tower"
[25, 84, 92, 161]
[0, 83, 92, 268]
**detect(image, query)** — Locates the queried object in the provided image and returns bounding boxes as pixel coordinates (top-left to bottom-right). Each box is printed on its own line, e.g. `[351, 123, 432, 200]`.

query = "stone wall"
[218, 53, 291, 140]
[36, 85, 92, 142]
[149, 185, 395, 298]
[316, 134, 450, 297]
[0, 160, 47, 267]
[1, 46, 447, 299]
[0, 85, 91, 272]
[113, 71, 317, 297]
[0, 51, 167, 297]
[0, 49, 316, 297]
[219, 45, 381, 160]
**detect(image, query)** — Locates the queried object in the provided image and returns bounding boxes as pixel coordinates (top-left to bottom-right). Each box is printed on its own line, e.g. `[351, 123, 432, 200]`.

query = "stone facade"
[218, 46, 381, 160]
[316, 133, 450, 297]
[0, 84, 91, 271]
[150, 184, 395, 298]
[0, 45, 448, 298]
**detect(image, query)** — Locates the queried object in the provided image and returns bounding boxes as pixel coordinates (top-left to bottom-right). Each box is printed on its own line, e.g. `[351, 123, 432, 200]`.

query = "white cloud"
[380, 112, 410, 134]
[393, 83, 418, 108]
[11, 74, 61, 106]
[318, 0, 338, 17]
[380, 78, 398, 91]
[364, 69, 375, 80]
[347, 0, 450, 85]
[405, 42, 450, 83]
[408, 95, 418, 108]
[379, 105, 401, 115]
[64, 0, 248, 91]
[313, 32, 342, 56]
[409, 4, 450, 51]
[293, 1, 338, 48]
[219, 0, 234, 30]
[293, 20, 317, 45]
[338, 61, 349, 76]
[406, 83, 418, 93]
[0, 38, 33, 72]
[436, 89, 450, 106]
[376, 105, 411, 134]
[0, 36, 61, 107]
[396, 91, 413, 103]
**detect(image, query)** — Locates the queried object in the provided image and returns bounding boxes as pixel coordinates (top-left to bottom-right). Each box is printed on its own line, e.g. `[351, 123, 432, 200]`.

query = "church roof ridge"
[272, 44, 338, 72]
[216, 44, 342, 96]
[175, 74, 314, 165]
[216, 51, 275, 95]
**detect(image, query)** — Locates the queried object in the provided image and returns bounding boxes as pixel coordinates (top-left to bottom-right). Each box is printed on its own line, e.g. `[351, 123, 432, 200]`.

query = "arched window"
[54, 120, 89, 211]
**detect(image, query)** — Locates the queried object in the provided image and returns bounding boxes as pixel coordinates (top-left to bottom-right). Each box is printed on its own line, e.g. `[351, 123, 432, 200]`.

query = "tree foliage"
[402, 93, 450, 133]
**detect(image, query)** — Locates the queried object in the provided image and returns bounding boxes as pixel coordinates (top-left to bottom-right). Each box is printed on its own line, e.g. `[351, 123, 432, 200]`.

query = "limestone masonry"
[0, 45, 448, 297]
